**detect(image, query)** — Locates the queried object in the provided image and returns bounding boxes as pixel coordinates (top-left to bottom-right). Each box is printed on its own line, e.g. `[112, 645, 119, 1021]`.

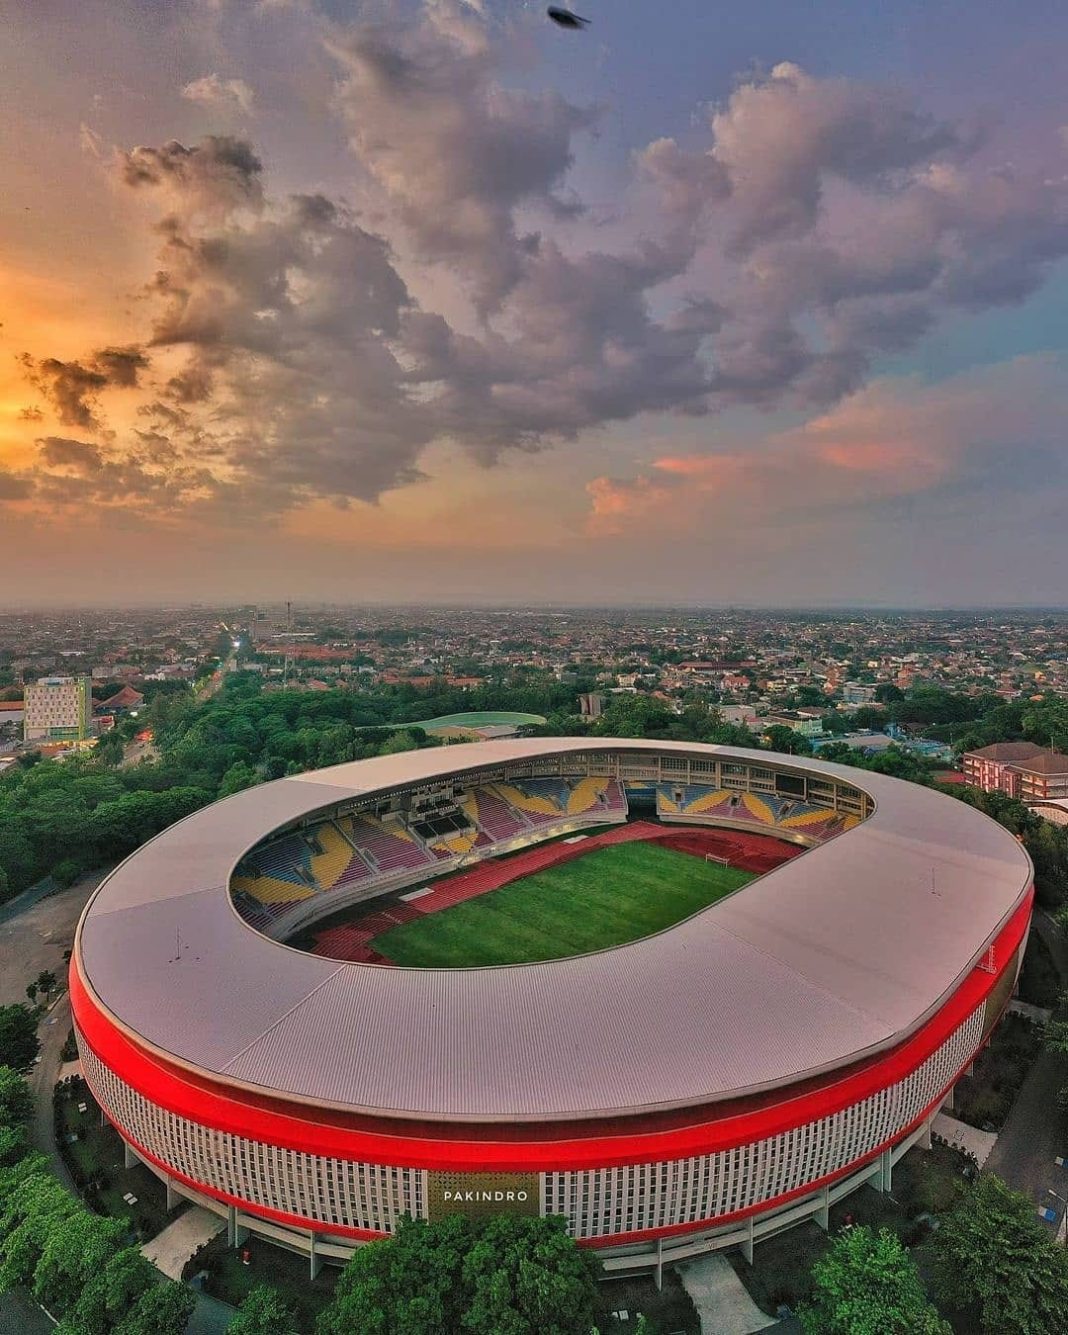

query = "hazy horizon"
[5, 599, 1068, 617]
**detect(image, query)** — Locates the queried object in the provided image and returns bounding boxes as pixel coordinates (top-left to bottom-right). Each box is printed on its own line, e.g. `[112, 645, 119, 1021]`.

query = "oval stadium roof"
[74, 739, 1032, 1124]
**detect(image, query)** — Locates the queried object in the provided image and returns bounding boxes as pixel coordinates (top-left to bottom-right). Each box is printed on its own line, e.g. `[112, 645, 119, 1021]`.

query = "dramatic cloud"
[327, 5, 598, 309]
[122, 136, 264, 217]
[708, 62, 964, 254]
[181, 73, 256, 116]
[587, 355, 1068, 534]
[20, 347, 151, 432]
[8, 7, 1068, 527]
[37, 436, 105, 472]
[92, 346, 150, 388]
[20, 357, 109, 430]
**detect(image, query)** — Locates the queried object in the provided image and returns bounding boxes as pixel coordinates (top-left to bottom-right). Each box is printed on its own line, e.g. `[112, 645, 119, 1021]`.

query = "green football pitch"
[370, 840, 755, 968]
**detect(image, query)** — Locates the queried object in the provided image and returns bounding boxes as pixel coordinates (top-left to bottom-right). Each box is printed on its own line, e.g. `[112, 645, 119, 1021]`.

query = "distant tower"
[284, 602, 293, 688]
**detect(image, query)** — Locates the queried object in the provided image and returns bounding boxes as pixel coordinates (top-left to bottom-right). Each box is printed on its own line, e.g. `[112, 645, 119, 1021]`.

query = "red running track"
[308, 822, 802, 963]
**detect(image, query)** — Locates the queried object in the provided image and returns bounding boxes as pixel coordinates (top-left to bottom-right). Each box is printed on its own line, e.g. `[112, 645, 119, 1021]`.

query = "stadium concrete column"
[124, 1140, 137, 1170]
[226, 1205, 249, 1248]
[919, 1117, 933, 1151]
[874, 1147, 893, 1194]
[165, 1177, 180, 1212]
[655, 1237, 663, 1291]
[816, 1187, 830, 1231]
[742, 1215, 755, 1264]
[309, 1232, 322, 1281]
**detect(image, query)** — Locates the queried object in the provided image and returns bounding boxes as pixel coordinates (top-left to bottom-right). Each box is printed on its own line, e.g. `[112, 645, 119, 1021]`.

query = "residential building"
[763, 713, 824, 738]
[962, 742, 1068, 802]
[23, 676, 93, 742]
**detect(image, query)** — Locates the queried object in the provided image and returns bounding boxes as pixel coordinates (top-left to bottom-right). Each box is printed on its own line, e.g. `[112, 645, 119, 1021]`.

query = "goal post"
[704, 853, 730, 868]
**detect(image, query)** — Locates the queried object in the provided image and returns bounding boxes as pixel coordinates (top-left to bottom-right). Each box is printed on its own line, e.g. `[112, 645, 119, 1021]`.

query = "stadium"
[70, 739, 1033, 1279]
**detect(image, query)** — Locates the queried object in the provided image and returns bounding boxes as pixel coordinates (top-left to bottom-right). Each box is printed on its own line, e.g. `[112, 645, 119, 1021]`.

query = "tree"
[461, 1215, 600, 1335]
[218, 761, 262, 798]
[0, 1005, 40, 1073]
[930, 1174, 1068, 1333]
[852, 705, 889, 730]
[800, 1225, 949, 1334]
[230, 1284, 300, 1335]
[317, 1213, 472, 1335]
[763, 725, 812, 756]
[33, 1210, 127, 1314]
[0, 1066, 32, 1127]
[875, 684, 905, 704]
[379, 730, 419, 756]
[113, 1280, 196, 1335]
[35, 971, 56, 998]
[317, 1214, 597, 1335]
[0, 1170, 80, 1293]
[65, 1244, 158, 1333]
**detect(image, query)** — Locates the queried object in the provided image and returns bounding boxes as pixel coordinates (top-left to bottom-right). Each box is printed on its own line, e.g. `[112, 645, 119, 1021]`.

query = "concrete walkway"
[933, 1111, 998, 1167]
[142, 1206, 226, 1281]
[29, 992, 76, 1193]
[185, 1292, 236, 1335]
[677, 1253, 778, 1335]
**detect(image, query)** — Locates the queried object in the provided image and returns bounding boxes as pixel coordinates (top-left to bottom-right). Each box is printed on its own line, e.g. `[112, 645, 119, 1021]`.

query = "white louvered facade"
[78, 995, 983, 1243]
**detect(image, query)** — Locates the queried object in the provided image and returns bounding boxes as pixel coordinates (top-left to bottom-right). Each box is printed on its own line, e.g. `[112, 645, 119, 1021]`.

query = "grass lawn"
[371, 841, 754, 967]
[55, 1078, 178, 1242]
[596, 1271, 700, 1334]
[1017, 930, 1060, 1008]
[414, 710, 547, 729]
[952, 1011, 1043, 1130]
[730, 1142, 975, 1319]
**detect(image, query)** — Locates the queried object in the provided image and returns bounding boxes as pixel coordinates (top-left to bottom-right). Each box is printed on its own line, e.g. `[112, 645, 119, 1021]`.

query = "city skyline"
[3, 0, 1067, 606]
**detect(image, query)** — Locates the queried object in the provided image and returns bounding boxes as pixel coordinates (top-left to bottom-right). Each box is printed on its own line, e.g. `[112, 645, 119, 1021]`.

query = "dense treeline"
[4, 675, 1068, 910]
[0, 1065, 194, 1333]
[314, 1214, 599, 1335]
[0, 674, 601, 902]
[0, 674, 454, 901]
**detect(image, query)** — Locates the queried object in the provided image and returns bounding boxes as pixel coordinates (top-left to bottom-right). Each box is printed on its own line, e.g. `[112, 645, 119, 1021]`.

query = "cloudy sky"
[2, 0, 1066, 606]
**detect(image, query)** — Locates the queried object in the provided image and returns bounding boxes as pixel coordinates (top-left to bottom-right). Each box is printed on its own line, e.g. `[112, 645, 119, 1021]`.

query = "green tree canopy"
[0, 1066, 32, 1127]
[112, 1280, 196, 1335]
[317, 1214, 473, 1335]
[930, 1173, 1068, 1334]
[64, 1244, 160, 1334]
[0, 1169, 80, 1293]
[762, 725, 813, 756]
[33, 1210, 128, 1313]
[229, 1283, 300, 1335]
[316, 1214, 599, 1335]
[800, 1225, 949, 1335]
[0, 1005, 40, 1073]
[461, 1215, 600, 1335]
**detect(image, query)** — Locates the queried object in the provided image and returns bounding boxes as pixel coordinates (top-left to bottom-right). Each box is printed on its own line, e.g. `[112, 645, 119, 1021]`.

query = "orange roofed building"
[962, 741, 1068, 803]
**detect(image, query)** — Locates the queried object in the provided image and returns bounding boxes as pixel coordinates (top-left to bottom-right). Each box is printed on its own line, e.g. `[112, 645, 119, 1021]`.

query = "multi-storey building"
[962, 742, 1068, 802]
[23, 676, 92, 742]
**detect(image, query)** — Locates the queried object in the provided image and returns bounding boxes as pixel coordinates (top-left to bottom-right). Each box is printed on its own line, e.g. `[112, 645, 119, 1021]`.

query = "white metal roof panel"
[75, 739, 1032, 1122]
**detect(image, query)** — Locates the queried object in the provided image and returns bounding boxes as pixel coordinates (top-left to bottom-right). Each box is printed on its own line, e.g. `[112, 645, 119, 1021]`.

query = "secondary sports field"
[370, 840, 755, 967]
[416, 710, 547, 730]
